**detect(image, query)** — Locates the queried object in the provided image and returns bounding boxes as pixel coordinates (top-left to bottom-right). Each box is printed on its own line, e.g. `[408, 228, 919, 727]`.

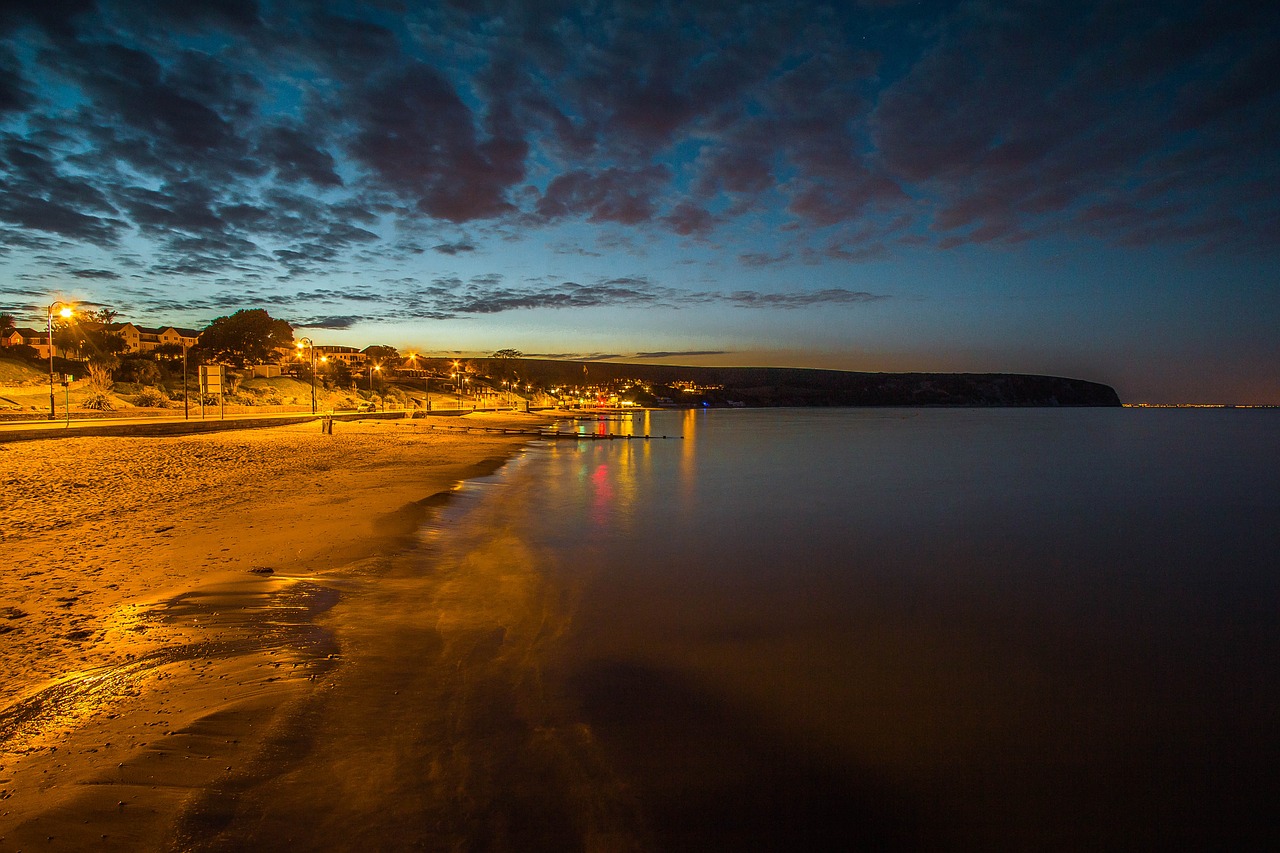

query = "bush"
[118, 357, 161, 385]
[82, 392, 115, 411]
[134, 386, 170, 407]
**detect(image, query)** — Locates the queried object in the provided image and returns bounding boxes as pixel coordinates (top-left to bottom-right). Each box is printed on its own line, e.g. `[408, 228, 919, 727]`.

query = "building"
[105, 323, 201, 354]
[314, 345, 366, 368]
[1, 327, 53, 359]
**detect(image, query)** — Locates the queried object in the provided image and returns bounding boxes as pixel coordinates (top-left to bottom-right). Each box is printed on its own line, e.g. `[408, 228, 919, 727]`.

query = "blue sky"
[1, 0, 1277, 403]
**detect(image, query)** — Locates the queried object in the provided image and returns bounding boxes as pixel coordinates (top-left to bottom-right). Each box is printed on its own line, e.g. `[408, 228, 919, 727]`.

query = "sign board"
[200, 365, 225, 394]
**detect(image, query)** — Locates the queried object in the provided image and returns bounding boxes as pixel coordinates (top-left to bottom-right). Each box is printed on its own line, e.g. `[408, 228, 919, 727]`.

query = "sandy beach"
[0, 413, 556, 850]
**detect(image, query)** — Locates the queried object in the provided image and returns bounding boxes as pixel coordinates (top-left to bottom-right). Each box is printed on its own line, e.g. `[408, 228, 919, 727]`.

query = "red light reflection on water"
[590, 462, 613, 525]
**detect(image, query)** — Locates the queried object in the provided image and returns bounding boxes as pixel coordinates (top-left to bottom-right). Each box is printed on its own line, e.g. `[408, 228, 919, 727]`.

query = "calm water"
[177, 408, 1279, 851]
[426, 408, 1280, 850]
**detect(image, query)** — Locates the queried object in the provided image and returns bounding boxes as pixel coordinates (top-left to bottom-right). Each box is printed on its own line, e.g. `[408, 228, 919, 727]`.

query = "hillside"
[451, 359, 1123, 407]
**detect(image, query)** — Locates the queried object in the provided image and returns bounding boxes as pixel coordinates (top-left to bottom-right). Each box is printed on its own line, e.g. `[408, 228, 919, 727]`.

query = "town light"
[47, 301, 75, 420]
[297, 336, 317, 413]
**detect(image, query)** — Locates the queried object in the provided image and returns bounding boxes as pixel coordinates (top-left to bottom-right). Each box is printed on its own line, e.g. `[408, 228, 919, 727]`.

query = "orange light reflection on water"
[680, 409, 699, 507]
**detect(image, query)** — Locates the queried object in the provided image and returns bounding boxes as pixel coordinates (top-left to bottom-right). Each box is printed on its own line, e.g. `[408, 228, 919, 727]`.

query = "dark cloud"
[294, 314, 366, 329]
[0, 194, 124, 246]
[536, 166, 670, 225]
[740, 251, 792, 267]
[634, 350, 729, 358]
[728, 288, 887, 308]
[444, 278, 664, 314]
[349, 62, 525, 222]
[71, 268, 121, 279]
[664, 202, 715, 237]
[258, 124, 343, 187]
[0, 0, 1275, 323]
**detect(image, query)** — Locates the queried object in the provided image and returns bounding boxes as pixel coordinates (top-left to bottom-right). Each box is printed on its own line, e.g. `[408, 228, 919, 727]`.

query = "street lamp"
[369, 362, 380, 393]
[47, 301, 74, 420]
[407, 352, 430, 410]
[296, 337, 317, 413]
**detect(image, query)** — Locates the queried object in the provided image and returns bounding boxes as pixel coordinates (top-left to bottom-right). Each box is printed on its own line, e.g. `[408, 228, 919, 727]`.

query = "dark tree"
[200, 309, 294, 368]
[363, 345, 401, 368]
[325, 358, 354, 388]
[53, 307, 129, 364]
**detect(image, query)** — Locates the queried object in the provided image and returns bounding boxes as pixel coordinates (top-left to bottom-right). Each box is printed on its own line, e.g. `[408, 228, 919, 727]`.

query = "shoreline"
[0, 412, 554, 849]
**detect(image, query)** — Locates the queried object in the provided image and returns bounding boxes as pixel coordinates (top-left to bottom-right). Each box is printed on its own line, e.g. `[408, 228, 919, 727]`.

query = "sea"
[188, 407, 1280, 851]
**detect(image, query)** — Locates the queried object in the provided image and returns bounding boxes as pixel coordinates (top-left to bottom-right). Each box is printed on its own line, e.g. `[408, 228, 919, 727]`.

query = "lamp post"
[409, 353, 430, 410]
[182, 340, 189, 420]
[47, 301, 73, 420]
[369, 362, 380, 393]
[297, 337, 317, 413]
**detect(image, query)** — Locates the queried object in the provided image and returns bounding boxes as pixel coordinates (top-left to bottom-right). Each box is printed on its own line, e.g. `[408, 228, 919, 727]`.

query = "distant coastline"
[489, 359, 1124, 408]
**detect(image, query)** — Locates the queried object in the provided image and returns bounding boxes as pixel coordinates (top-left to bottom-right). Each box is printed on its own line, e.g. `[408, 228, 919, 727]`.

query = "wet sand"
[0, 413, 556, 850]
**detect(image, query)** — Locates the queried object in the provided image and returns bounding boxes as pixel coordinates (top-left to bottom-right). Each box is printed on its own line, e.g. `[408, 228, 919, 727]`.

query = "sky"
[1, 0, 1277, 403]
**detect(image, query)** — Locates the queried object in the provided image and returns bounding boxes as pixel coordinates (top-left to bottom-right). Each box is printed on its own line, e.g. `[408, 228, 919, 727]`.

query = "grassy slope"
[0, 358, 46, 386]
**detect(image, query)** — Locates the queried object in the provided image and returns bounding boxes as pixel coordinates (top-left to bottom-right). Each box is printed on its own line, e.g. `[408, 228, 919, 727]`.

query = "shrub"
[119, 357, 161, 385]
[87, 363, 114, 392]
[134, 386, 170, 407]
[82, 392, 115, 411]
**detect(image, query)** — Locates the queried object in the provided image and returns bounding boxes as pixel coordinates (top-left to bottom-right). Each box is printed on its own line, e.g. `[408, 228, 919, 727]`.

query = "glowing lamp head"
[58, 306, 74, 319]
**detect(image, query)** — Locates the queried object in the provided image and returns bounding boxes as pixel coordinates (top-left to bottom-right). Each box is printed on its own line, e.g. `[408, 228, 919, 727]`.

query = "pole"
[183, 342, 189, 420]
[47, 306, 55, 420]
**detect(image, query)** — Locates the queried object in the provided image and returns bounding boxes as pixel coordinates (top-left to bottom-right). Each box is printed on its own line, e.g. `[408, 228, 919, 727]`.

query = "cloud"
[664, 201, 716, 237]
[536, 166, 671, 225]
[728, 288, 887, 308]
[293, 315, 366, 329]
[348, 62, 525, 222]
[740, 251, 792, 267]
[634, 350, 729, 358]
[0, 0, 1274, 310]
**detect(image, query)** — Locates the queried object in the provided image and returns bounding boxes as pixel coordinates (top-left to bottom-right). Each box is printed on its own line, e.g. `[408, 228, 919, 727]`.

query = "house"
[1, 327, 53, 359]
[314, 345, 366, 367]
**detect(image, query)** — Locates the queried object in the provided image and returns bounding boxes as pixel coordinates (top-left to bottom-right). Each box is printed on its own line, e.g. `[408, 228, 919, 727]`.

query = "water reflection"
[520, 408, 1280, 850]
[679, 408, 699, 507]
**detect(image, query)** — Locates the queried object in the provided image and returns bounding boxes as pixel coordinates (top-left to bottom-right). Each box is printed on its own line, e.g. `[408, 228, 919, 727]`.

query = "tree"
[199, 309, 293, 368]
[53, 307, 128, 364]
[0, 313, 15, 340]
[325, 358, 354, 388]
[363, 345, 401, 368]
[490, 348, 522, 380]
[118, 356, 161, 385]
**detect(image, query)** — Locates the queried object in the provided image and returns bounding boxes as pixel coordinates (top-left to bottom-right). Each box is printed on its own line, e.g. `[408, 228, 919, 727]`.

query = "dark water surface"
[444, 408, 1279, 851]
[184, 408, 1279, 851]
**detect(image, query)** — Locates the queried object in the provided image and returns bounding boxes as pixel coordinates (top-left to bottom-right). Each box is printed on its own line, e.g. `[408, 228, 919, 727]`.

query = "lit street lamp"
[406, 352, 430, 410]
[47, 301, 73, 420]
[369, 362, 380, 393]
[296, 337, 317, 413]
